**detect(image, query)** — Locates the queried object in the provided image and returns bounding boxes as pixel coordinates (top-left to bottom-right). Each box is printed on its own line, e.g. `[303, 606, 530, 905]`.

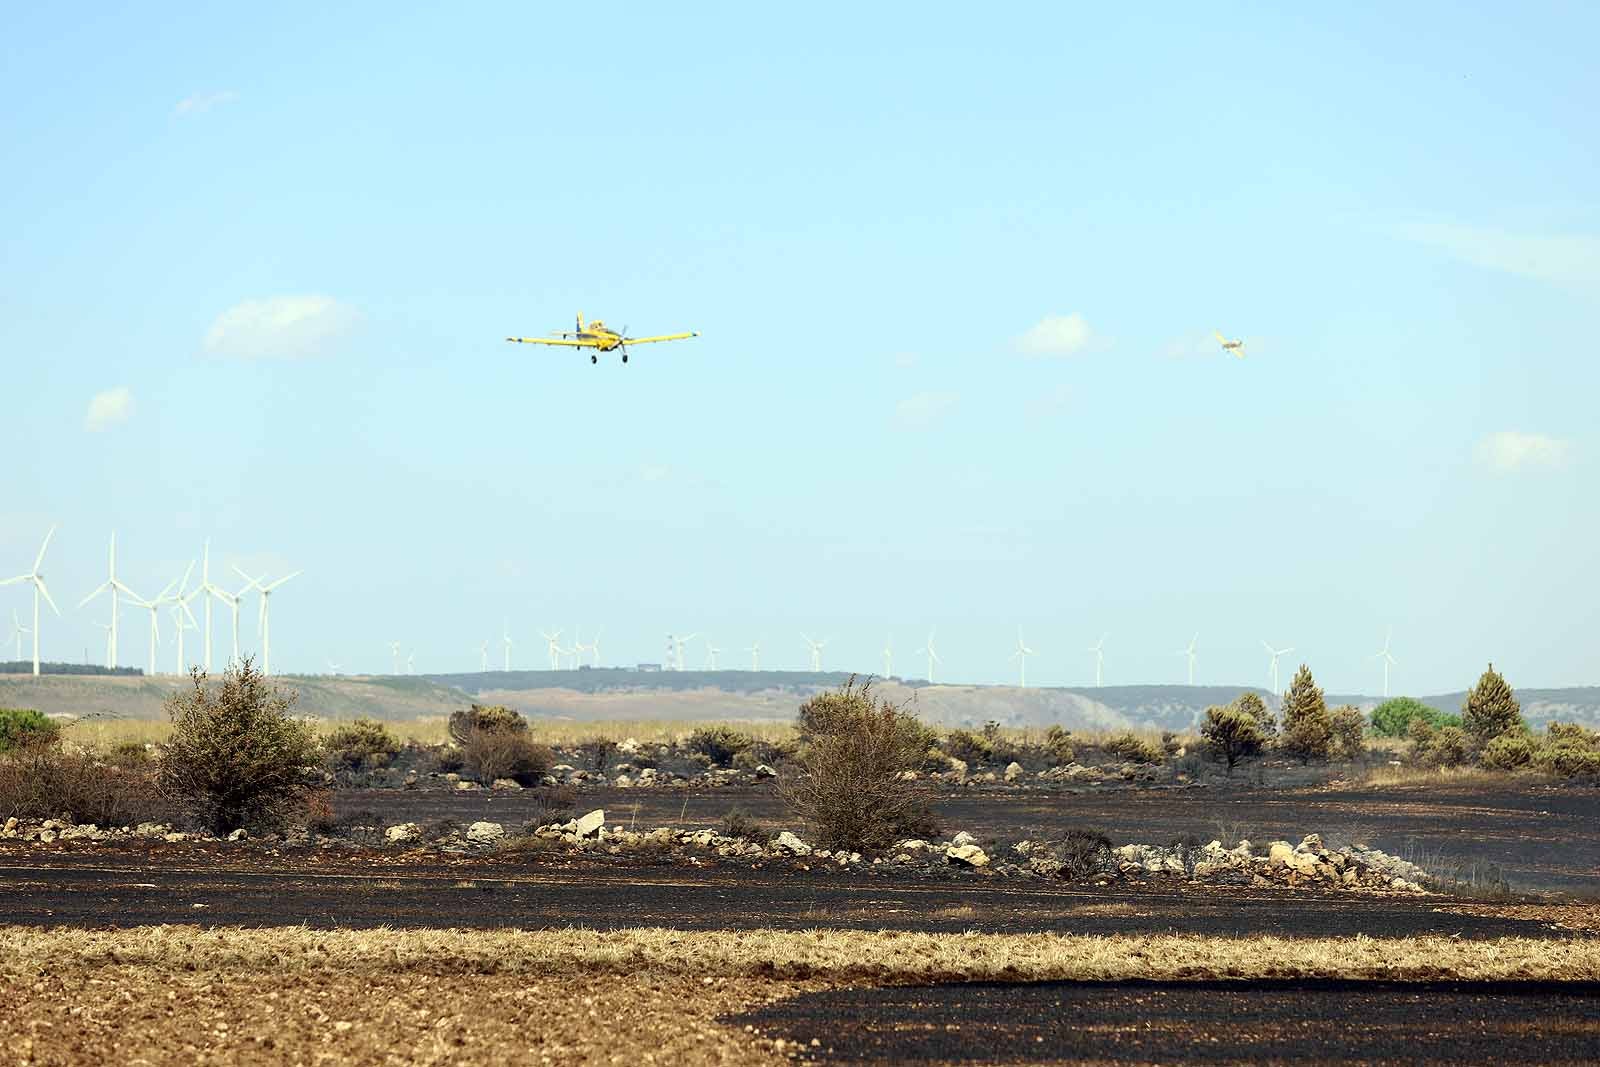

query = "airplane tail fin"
[576, 312, 584, 335]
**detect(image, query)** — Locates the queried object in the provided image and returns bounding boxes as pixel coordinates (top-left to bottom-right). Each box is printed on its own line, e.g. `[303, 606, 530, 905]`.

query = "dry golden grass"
[3, 926, 1595, 983]
[1353, 763, 1535, 789]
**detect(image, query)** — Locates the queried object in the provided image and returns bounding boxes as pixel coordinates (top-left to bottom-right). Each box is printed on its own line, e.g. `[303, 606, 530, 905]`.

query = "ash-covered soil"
[0, 844, 1578, 938]
[332, 777, 1600, 892]
[732, 978, 1600, 1066]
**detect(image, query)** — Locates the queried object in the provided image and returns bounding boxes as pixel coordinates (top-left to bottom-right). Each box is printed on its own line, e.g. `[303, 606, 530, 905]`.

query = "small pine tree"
[1201, 705, 1265, 772]
[1461, 663, 1523, 743]
[1230, 692, 1276, 740]
[1279, 663, 1332, 762]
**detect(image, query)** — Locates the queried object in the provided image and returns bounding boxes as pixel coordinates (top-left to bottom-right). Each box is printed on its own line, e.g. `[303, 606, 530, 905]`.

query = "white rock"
[455, 780, 482, 792]
[227, 828, 248, 842]
[618, 737, 641, 755]
[775, 830, 811, 855]
[491, 778, 523, 791]
[466, 821, 505, 844]
[1004, 761, 1024, 782]
[614, 774, 634, 788]
[385, 823, 421, 844]
[951, 831, 977, 847]
[946, 844, 990, 868]
[946, 756, 968, 779]
[573, 809, 606, 838]
[753, 764, 777, 778]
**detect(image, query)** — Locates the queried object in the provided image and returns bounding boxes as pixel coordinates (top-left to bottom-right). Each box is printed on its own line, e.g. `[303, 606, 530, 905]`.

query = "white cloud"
[1398, 222, 1600, 287]
[174, 90, 239, 116]
[1475, 431, 1572, 473]
[892, 352, 918, 369]
[84, 386, 135, 432]
[204, 295, 359, 359]
[1016, 313, 1092, 356]
[891, 391, 959, 431]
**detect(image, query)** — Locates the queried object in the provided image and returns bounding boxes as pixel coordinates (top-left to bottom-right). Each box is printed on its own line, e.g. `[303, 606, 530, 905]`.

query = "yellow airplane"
[1213, 329, 1246, 358]
[506, 313, 699, 364]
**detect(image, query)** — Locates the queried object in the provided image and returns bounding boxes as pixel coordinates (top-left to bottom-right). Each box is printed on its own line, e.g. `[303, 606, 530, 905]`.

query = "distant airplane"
[506, 313, 699, 364]
[1214, 329, 1246, 358]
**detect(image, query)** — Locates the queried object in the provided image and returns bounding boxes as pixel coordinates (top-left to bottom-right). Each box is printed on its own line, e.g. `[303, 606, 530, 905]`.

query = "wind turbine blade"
[264, 570, 302, 591]
[231, 565, 264, 590]
[78, 581, 112, 608]
[32, 526, 55, 573]
[1262, 639, 1274, 654]
[0, 575, 26, 587]
[36, 579, 60, 616]
[178, 560, 195, 592]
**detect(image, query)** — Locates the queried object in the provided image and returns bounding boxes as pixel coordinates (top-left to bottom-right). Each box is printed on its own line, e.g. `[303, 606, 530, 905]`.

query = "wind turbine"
[747, 640, 761, 671]
[0, 526, 59, 676]
[565, 625, 584, 669]
[168, 562, 201, 675]
[233, 566, 300, 675]
[406, 649, 415, 675]
[479, 641, 490, 672]
[882, 634, 893, 679]
[704, 638, 721, 670]
[389, 641, 402, 675]
[501, 621, 513, 671]
[93, 620, 112, 668]
[1011, 628, 1035, 687]
[327, 660, 343, 675]
[1177, 633, 1198, 685]
[801, 633, 828, 672]
[1087, 634, 1107, 687]
[919, 631, 940, 684]
[672, 632, 697, 671]
[131, 576, 177, 678]
[541, 628, 563, 670]
[206, 566, 250, 669]
[1262, 640, 1294, 695]
[587, 625, 604, 668]
[1371, 626, 1397, 698]
[78, 533, 139, 671]
[7, 610, 29, 663]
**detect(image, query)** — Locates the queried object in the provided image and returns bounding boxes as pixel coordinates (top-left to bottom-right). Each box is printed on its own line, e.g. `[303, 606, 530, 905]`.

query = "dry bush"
[1101, 733, 1164, 765]
[1044, 828, 1115, 880]
[447, 704, 528, 745]
[324, 718, 401, 772]
[522, 785, 577, 829]
[719, 807, 765, 842]
[1279, 664, 1332, 762]
[159, 661, 323, 834]
[462, 728, 553, 786]
[0, 741, 168, 826]
[1043, 725, 1075, 765]
[1200, 705, 1264, 771]
[943, 728, 994, 764]
[685, 726, 753, 767]
[780, 679, 938, 853]
[577, 738, 618, 773]
[1480, 732, 1536, 771]
[1329, 706, 1367, 761]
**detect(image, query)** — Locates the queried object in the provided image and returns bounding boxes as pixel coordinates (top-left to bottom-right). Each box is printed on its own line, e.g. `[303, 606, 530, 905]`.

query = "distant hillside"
[5, 667, 1597, 732]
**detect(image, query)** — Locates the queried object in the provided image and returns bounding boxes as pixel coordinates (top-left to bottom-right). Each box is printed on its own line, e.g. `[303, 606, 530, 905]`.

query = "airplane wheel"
[622, 353, 629, 363]
[591, 354, 597, 364]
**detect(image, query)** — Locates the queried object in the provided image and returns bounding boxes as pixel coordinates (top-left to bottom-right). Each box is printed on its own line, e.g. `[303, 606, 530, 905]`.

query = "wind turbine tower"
[919, 631, 940, 684]
[1262, 640, 1294, 695]
[169, 562, 200, 676]
[801, 633, 828, 672]
[1, 526, 60, 676]
[502, 622, 513, 671]
[1087, 634, 1107, 687]
[233, 566, 300, 675]
[672, 633, 697, 671]
[207, 569, 250, 669]
[78, 533, 138, 671]
[882, 634, 893, 679]
[541, 629, 563, 671]
[1177, 633, 1198, 685]
[704, 638, 721, 670]
[1372, 626, 1397, 699]
[479, 641, 490, 672]
[747, 640, 761, 671]
[1012, 628, 1035, 687]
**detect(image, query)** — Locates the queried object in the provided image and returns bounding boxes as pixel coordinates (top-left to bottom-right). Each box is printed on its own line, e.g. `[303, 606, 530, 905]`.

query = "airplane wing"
[621, 331, 699, 346]
[506, 336, 593, 347]
[1213, 329, 1227, 344]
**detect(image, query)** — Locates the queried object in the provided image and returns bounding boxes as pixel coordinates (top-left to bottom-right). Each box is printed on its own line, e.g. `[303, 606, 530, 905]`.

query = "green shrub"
[686, 725, 753, 767]
[1461, 663, 1524, 743]
[1279, 665, 1332, 762]
[157, 661, 323, 834]
[779, 679, 939, 853]
[1480, 732, 1536, 771]
[1371, 697, 1447, 738]
[0, 708, 58, 753]
[1230, 692, 1276, 741]
[447, 704, 527, 745]
[324, 718, 401, 772]
[1534, 722, 1600, 779]
[1329, 706, 1367, 761]
[1102, 732, 1163, 765]
[1419, 725, 1471, 768]
[1200, 706, 1264, 771]
[943, 728, 994, 764]
[1043, 725, 1076, 766]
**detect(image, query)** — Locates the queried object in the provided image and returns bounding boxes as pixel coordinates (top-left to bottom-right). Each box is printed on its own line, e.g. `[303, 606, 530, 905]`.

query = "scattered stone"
[951, 831, 977, 847]
[455, 780, 483, 792]
[1004, 762, 1024, 782]
[466, 821, 505, 845]
[227, 829, 248, 842]
[774, 831, 811, 856]
[946, 844, 990, 868]
[573, 809, 606, 838]
[491, 778, 523, 791]
[753, 764, 777, 779]
[385, 823, 421, 844]
[946, 757, 968, 779]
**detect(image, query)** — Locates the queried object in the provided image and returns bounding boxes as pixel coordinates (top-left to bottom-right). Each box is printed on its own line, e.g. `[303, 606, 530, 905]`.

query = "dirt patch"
[0, 968, 805, 1067]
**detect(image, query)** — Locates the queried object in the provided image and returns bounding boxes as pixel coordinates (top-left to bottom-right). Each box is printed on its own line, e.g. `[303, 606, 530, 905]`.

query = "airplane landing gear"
[622, 352, 629, 363]
[591, 354, 597, 364]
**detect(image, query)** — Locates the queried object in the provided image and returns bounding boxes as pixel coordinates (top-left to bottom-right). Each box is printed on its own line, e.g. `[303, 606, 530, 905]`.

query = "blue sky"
[2, 4, 1595, 692]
